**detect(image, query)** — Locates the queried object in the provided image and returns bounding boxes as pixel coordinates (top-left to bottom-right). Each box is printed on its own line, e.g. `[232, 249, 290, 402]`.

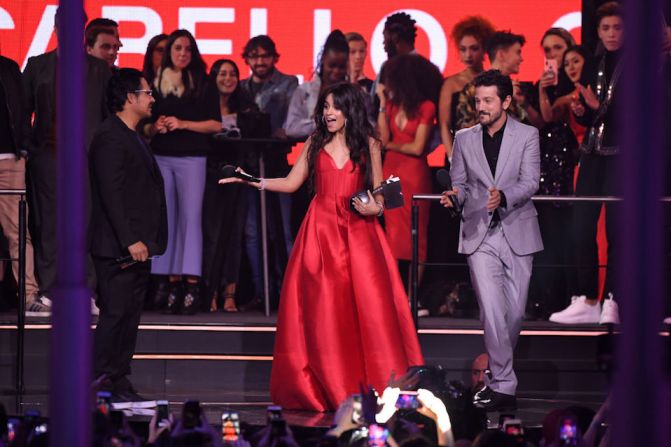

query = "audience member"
[239, 35, 298, 309]
[525, 29, 581, 318]
[370, 12, 418, 112]
[202, 59, 257, 312]
[382, 12, 417, 59]
[470, 353, 489, 394]
[22, 6, 109, 315]
[346, 32, 374, 93]
[438, 16, 495, 160]
[144, 29, 220, 315]
[86, 26, 121, 69]
[454, 31, 527, 130]
[240, 35, 298, 138]
[142, 34, 169, 85]
[285, 30, 349, 138]
[85, 17, 120, 38]
[376, 54, 442, 292]
[0, 55, 41, 314]
[551, 1, 623, 325]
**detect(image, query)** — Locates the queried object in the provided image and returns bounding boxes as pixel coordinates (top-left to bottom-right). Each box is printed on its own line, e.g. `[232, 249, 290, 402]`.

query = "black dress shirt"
[482, 119, 506, 177]
[482, 118, 507, 224]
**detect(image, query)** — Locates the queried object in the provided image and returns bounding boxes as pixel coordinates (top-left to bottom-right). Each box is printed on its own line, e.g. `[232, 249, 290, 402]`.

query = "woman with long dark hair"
[376, 54, 443, 290]
[144, 29, 220, 314]
[220, 82, 423, 411]
[202, 59, 257, 312]
[142, 33, 168, 84]
[525, 31, 585, 319]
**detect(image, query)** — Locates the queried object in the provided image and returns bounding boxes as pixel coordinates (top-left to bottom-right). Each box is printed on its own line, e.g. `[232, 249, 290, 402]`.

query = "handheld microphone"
[115, 255, 138, 270]
[220, 165, 261, 183]
[436, 169, 461, 217]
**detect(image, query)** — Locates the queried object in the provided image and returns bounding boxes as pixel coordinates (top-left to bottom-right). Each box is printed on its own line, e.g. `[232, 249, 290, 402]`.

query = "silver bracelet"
[258, 179, 266, 191]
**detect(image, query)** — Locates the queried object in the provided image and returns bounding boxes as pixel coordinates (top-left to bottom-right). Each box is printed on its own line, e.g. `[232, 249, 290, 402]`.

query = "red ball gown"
[269, 149, 424, 411]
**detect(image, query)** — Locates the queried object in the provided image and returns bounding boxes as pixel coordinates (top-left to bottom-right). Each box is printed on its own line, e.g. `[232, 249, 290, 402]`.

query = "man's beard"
[479, 109, 503, 127]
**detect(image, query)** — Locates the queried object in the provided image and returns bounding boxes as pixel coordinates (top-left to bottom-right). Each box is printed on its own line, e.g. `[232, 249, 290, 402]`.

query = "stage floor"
[0, 309, 625, 430]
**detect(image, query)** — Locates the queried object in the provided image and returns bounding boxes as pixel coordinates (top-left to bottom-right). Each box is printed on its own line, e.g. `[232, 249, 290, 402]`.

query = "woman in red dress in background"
[376, 54, 443, 287]
[220, 82, 423, 412]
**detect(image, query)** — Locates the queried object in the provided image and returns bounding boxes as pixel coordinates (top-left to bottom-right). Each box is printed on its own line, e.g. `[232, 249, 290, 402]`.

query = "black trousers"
[93, 257, 150, 389]
[28, 150, 96, 294]
[573, 153, 619, 299]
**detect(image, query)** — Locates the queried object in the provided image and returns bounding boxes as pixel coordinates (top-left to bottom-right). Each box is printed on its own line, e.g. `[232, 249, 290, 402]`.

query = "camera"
[395, 391, 422, 410]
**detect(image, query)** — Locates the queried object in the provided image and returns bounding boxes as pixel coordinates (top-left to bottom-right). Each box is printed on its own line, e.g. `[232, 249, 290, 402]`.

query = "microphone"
[115, 255, 139, 270]
[436, 169, 461, 217]
[116, 254, 156, 269]
[220, 165, 261, 183]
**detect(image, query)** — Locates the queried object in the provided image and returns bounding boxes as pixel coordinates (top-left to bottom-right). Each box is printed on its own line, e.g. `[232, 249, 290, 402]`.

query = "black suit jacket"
[0, 56, 25, 156]
[22, 50, 110, 154]
[88, 115, 167, 258]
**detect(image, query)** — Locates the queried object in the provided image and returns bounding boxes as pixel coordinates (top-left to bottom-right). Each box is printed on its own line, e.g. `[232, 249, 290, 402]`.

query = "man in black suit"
[22, 8, 110, 314]
[89, 68, 167, 403]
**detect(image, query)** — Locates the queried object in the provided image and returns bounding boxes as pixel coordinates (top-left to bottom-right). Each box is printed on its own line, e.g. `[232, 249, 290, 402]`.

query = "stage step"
[0, 313, 621, 405]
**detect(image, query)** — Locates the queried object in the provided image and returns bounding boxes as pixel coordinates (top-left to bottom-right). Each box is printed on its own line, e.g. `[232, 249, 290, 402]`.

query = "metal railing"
[0, 189, 28, 407]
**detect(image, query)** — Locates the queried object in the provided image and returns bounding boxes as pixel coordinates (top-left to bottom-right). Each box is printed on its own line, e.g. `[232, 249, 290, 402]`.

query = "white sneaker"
[599, 294, 620, 325]
[549, 295, 601, 324]
[26, 296, 52, 317]
[91, 297, 100, 316]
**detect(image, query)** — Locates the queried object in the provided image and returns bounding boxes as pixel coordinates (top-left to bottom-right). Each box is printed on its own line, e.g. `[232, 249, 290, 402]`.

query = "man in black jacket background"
[89, 68, 167, 403]
[22, 8, 110, 314]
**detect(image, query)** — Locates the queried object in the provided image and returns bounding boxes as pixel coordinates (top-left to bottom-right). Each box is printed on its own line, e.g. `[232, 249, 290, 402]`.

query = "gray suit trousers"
[467, 223, 533, 396]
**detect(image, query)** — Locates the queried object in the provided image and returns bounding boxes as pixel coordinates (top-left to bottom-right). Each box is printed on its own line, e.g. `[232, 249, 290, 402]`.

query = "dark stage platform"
[1, 311, 653, 430]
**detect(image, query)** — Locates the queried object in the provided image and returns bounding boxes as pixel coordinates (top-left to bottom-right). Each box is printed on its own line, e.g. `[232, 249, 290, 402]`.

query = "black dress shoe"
[473, 386, 517, 411]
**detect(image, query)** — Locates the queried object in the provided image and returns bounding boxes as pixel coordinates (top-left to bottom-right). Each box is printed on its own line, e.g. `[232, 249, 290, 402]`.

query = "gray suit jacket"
[450, 116, 543, 256]
[239, 69, 298, 133]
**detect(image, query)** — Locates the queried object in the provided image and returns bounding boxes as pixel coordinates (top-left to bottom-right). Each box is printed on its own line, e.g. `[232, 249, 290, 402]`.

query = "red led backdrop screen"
[0, 0, 581, 164]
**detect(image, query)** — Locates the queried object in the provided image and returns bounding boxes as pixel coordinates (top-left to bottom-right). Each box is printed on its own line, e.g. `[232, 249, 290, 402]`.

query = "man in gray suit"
[441, 69, 542, 411]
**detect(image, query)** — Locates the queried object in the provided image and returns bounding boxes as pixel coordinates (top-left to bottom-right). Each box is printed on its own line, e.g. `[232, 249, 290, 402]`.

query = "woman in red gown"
[220, 82, 423, 411]
[376, 55, 443, 278]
